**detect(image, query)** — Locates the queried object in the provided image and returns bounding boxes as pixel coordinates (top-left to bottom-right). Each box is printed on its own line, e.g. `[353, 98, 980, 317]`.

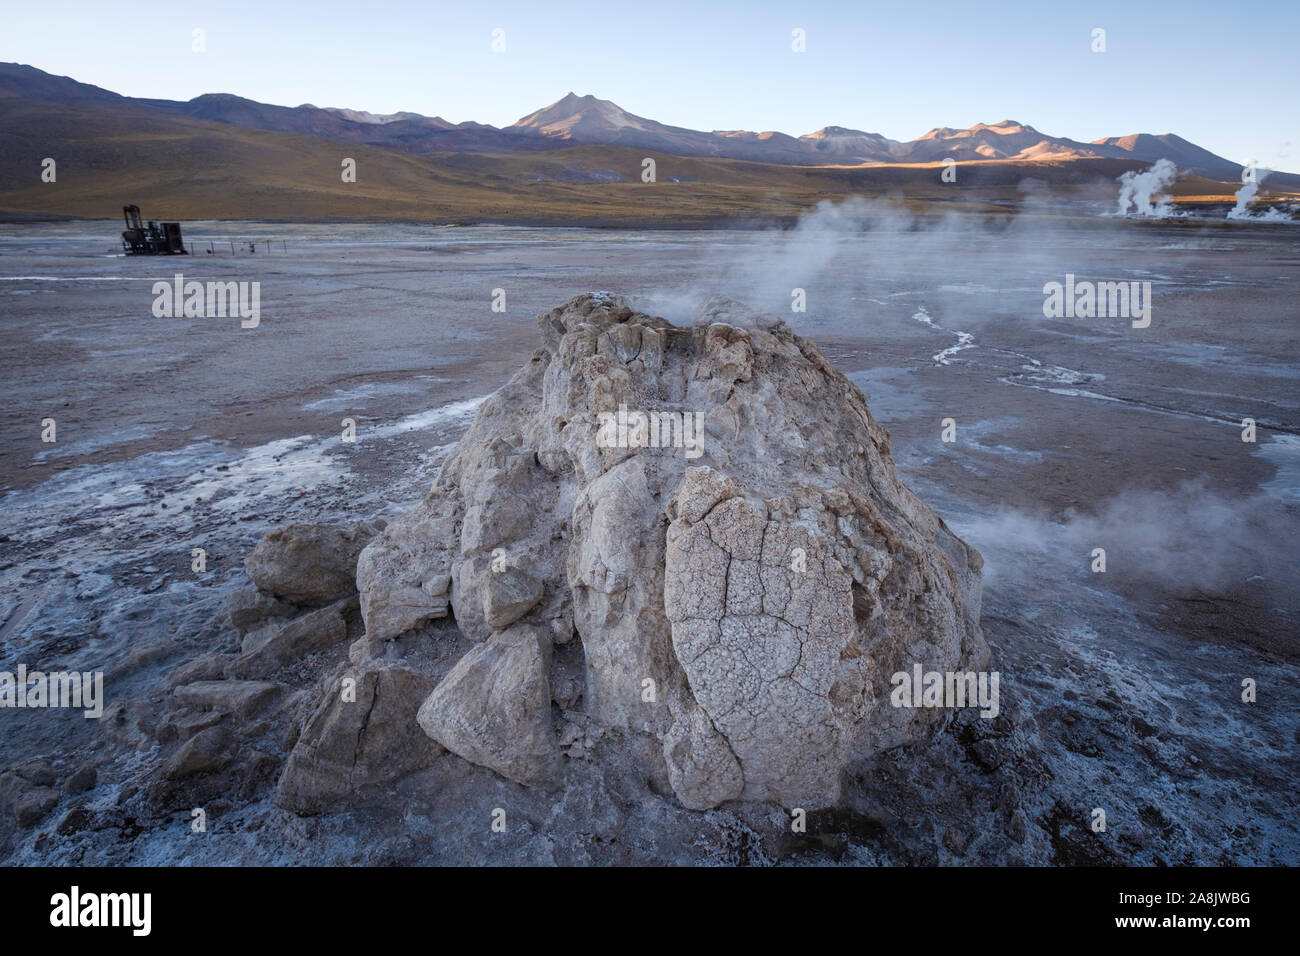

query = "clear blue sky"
[4, 0, 1296, 171]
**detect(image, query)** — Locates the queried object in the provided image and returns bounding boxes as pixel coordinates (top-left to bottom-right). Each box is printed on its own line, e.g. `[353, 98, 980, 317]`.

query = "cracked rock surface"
[353, 293, 988, 809]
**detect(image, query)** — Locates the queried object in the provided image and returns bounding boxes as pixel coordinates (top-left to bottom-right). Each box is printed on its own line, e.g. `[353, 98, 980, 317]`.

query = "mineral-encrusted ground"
[2, 222, 1297, 865]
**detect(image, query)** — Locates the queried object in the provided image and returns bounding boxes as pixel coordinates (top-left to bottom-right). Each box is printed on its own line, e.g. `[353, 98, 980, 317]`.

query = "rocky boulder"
[416, 625, 559, 787]
[245, 522, 381, 605]
[275, 665, 441, 814]
[355, 293, 988, 810]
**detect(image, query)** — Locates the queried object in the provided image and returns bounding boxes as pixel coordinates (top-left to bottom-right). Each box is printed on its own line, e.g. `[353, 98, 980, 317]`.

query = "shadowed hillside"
[0, 92, 1268, 225]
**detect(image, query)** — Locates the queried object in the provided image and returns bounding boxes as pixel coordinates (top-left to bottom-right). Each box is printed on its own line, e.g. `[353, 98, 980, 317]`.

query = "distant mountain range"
[0, 62, 1258, 180]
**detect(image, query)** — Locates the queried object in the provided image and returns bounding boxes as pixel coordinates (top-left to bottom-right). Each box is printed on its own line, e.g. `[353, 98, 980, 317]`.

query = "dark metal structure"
[121, 205, 186, 255]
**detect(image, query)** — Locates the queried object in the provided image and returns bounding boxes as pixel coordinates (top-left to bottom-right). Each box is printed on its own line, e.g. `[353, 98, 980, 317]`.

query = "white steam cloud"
[1116, 158, 1178, 218]
[628, 194, 1067, 330]
[1226, 166, 1295, 221]
[961, 479, 1299, 597]
[1228, 174, 1262, 219]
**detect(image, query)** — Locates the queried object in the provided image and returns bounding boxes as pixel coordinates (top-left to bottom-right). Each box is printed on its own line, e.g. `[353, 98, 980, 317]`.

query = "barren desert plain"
[0, 208, 1296, 864]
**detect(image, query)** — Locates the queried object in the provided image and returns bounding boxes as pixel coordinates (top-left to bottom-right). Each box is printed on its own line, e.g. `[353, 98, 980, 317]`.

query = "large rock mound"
[355, 293, 988, 810]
